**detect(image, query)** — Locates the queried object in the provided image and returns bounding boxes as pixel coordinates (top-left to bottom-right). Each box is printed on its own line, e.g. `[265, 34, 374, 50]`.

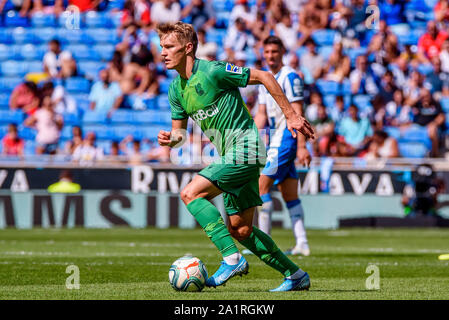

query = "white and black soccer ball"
[168, 256, 208, 292]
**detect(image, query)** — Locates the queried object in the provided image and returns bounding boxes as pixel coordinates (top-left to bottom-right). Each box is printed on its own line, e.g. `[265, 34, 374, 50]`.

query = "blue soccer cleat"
[206, 256, 249, 288]
[269, 272, 310, 292]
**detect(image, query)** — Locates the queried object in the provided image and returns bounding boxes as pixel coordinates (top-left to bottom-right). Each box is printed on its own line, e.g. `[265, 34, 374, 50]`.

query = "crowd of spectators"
[1, 0, 449, 165]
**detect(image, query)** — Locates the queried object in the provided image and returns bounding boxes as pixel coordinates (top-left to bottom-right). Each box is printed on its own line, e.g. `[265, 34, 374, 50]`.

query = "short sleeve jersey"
[258, 65, 303, 148]
[168, 59, 264, 163]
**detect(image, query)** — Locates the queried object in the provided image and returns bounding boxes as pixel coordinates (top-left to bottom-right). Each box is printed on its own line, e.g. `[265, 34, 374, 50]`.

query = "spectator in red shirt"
[418, 20, 449, 61]
[2, 124, 24, 157]
[68, 0, 101, 12]
[121, 0, 151, 29]
[434, 0, 449, 24]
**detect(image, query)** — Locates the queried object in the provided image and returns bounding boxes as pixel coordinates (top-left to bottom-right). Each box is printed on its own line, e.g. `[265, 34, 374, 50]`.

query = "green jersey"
[168, 59, 265, 164]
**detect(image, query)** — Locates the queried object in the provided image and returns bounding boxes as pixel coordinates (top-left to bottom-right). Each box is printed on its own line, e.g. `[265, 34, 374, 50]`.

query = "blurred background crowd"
[0, 0, 448, 165]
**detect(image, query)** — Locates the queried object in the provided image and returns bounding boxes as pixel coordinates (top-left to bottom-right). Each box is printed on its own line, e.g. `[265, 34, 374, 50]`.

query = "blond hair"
[156, 22, 198, 55]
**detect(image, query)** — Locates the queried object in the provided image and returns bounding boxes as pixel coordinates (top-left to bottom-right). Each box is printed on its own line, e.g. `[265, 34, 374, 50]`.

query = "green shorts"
[198, 162, 263, 215]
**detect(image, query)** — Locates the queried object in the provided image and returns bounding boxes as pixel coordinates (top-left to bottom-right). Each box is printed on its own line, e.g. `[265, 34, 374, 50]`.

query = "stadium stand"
[0, 0, 447, 163]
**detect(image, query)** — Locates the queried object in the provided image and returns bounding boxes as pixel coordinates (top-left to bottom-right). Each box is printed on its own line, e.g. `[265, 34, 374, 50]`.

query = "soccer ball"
[168, 256, 208, 292]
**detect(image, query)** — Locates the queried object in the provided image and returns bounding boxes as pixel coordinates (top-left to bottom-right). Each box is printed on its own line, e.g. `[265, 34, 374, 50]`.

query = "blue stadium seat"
[323, 95, 335, 108]
[27, 60, 43, 73]
[96, 140, 112, 154]
[112, 125, 138, 140]
[139, 125, 170, 140]
[0, 93, 9, 108]
[72, 94, 90, 112]
[316, 80, 340, 95]
[4, 11, 29, 27]
[31, 13, 56, 28]
[24, 140, 36, 155]
[93, 44, 115, 61]
[318, 46, 333, 61]
[0, 110, 24, 124]
[20, 44, 44, 60]
[83, 124, 112, 139]
[0, 125, 9, 138]
[353, 94, 372, 111]
[85, 11, 110, 28]
[78, 61, 107, 79]
[206, 28, 227, 44]
[17, 126, 36, 140]
[384, 126, 401, 140]
[61, 125, 73, 140]
[397, 33, 419, 46]
[417, 64, 434, 76]
[144, 97, 157, 109]
[85, 29, 119, 44]
[0, 60, 28, 77]
[110, 110, 134, 124]
[159, 78, 171, 94]
[32, 28, 57, 44]
[312, 29, 337, 46]
[65, 77, 91, 94]
[65, 45, 100, 61]
[215, 11, 230, 28]
[440, 97, 449, 113]
[63, 113, 81, 125]
[0, 44, 15, 61]
[107, 0, 126, 11]
[345, 47, 367, 67]
[0, 29, 12, 44]
[133, 110, 171, 124]
[398, 141, 429, 158]
[157, 94, 170, 109]
[0, 76, 22, 93]
[400, 126, 432, 150]
[57, 28, 86, 44]
[108, 11, 124, 28]
[12, 27, 33, 44]
[82, 110, 108, 124]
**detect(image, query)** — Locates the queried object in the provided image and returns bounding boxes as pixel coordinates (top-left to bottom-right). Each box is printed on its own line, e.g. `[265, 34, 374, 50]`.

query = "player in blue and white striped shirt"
[254, 36, 311, 256]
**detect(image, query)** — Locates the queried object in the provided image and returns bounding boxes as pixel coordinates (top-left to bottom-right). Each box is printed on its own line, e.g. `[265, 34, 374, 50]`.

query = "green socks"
[186, 198, 299, 277]
[239, 226, 299, 277]
[186, 198, 239, 258]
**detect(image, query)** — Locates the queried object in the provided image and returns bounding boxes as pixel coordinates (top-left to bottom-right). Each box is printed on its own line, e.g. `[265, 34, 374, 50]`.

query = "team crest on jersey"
[225, 63, 242, 74]
[195, 83, 205, 96]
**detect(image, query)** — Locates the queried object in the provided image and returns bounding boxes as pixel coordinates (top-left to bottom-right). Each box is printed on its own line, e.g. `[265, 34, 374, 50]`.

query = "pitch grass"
[0, 228, 448, 300]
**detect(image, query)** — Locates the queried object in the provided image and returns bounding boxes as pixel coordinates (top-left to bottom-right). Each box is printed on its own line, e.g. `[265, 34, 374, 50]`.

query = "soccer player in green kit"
[156, 22, 315, 291]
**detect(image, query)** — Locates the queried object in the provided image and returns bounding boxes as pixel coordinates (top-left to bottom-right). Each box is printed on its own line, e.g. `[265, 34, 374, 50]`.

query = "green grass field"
[0, 227, 448, 300]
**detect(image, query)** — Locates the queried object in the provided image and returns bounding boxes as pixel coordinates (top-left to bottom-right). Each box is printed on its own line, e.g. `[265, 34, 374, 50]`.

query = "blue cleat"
[206, 256, 249, 288]
[269, 272, 310, 292]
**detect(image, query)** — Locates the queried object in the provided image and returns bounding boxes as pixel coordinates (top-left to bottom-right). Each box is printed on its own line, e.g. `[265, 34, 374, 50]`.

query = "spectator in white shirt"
[350, 55, 379, 97]
[72, 132, 105, 166]
[43, 39, 77, 79]
[223, 17, 255, 61]
[196, 28, 218, 61]
[150, 0, 181, 24]
[275, 11, 299, 52]
[230, 0, 257, 26]
[440, 39, 449, 74]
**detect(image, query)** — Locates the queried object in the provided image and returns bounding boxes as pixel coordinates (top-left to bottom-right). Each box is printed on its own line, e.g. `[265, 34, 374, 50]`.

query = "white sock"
[286, 199, 308, 248]
[223, 252, 241, 265]
[258, 194, 273, 235]
[287, 268, 306, 280]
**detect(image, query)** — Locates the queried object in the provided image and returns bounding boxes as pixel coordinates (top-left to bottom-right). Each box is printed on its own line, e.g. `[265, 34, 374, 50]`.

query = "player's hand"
[286, 115, 315, 141]
[158, 130, 184, 147]
[296, 147, 312, 168]
[158, 130, 172, 147]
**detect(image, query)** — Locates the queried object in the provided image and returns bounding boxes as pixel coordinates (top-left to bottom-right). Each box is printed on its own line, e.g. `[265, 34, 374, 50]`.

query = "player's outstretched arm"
[248, 69, 315, 140]
[158, 119, 188, 148]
